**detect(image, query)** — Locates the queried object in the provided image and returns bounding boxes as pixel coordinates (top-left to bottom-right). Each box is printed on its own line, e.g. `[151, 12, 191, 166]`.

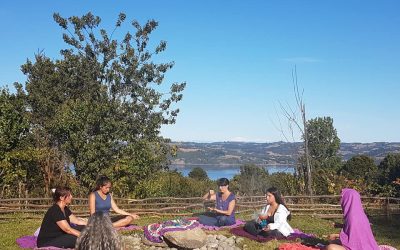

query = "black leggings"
[37, 225, 85, 248]
[243, 220, 283, 237]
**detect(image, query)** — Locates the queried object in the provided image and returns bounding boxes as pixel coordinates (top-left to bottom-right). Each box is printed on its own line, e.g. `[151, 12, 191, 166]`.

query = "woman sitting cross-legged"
[326, 188, 379, 250]
[37, 186, 87, 248]
[89, 176, 139, 228]
[75, 211, 122, 250]
[198, 177, 236, 227]
[244, 187, 294, 238]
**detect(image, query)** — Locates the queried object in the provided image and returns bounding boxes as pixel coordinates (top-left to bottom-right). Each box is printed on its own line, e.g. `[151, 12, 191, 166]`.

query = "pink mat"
[230, 227, 314, 243]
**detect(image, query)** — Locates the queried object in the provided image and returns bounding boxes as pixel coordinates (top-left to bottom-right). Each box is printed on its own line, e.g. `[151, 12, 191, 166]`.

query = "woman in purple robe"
[326, 188, 379, 250]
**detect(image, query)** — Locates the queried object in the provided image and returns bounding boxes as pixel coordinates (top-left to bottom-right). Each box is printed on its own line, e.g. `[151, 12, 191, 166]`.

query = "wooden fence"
[1, 195, 399, 219]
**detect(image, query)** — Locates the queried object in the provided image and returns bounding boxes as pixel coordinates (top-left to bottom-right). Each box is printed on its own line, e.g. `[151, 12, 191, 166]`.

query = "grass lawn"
[1, 214, 399, 250]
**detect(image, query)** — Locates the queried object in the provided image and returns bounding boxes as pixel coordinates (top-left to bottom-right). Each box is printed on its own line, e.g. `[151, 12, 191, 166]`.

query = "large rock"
[163, 228, 207, 249]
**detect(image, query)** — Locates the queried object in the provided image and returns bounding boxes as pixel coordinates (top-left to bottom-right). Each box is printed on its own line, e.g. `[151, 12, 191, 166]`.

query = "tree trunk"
[302, 104, 313, 197]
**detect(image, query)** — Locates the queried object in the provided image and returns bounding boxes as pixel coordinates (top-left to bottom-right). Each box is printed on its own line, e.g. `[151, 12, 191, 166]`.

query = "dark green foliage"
[378, 153, 400, 184]
[21, 12, 185, 193]
[134, 170, 214, 198]
[230, 164, 269, 196]
[306, 117, 341, 171]
[0, 84, 29, 158]
[296, 117, 342, 195]
[376, 153, 400, 197]
[1, 12, 185, 197]
[267, 172, 300, 196]
[341, 155, 378, 181]
[188, 167, 209, 181]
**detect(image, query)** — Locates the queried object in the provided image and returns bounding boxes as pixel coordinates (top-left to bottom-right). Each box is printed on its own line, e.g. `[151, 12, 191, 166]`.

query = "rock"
[224, 237, 235, 246]
[216, 235, 227, 241]
[163, 228, 207, 249]
[207, 242, 219, 249]
[235, 237, 244, 244]
[141, 235, 168, 248]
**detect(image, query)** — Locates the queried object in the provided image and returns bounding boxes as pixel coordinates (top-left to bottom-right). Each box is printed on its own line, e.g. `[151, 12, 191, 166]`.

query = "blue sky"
[1, 1, 399, 143]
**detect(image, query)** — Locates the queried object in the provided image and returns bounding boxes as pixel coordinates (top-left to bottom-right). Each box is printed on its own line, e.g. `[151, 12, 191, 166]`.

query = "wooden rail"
[1, 196, 399, 219]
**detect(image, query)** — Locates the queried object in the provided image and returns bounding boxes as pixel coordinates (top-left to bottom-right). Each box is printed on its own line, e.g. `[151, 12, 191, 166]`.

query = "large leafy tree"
[188, 167, 209, 181]
[298, 116, 342, 194]
[340, 155, 378, 181]
[378, 153, 400, 185]
[21, 12, 186, 192]
[0, 85, 32, 196]
[306, 116, 341, 171]
[231, 164, 269, 196]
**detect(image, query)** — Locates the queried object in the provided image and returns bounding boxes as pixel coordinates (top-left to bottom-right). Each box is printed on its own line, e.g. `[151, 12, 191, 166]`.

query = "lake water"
[172, 165, 295, 180]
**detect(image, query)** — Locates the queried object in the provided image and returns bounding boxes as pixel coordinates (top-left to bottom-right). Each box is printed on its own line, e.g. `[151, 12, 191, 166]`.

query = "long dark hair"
[75, 212, 121, 250]
[53, 186, 72, 203]
[266, 187, 291, 220]
[95, 176, 111, 191]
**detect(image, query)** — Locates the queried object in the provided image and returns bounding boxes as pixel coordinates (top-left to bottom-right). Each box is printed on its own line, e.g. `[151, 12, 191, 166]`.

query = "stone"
[207, 242, 219, 248]
[163, 228, 207, 249]
[141, 235, 168, 248]
[224, 237, 235, 246]
[216, 235, 227, 241]
[235, 237, 244, 244]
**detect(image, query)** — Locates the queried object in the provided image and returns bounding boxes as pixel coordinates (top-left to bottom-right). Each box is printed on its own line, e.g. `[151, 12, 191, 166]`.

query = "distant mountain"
[170, 141, 400, 166]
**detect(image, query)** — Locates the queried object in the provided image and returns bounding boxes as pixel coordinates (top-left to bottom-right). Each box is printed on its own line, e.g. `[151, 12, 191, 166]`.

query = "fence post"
[385, 197, 391, 219]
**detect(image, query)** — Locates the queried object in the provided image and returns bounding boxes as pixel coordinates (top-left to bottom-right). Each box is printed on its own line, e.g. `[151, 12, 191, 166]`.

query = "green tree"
[20, 12, 186, 193]
[188, 167, 209, 181]
[231, 164, 269, 196]
[298, 116, 342, 194]
[378, 153, 400, 185]
[0, 84, 35, 197]
[306, 116, 341, 171]
[341, 155, 378, 181]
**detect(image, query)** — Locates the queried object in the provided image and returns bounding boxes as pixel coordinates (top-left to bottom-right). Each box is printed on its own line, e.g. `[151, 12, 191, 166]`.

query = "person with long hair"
[37, 187, 87, 248]
[89, 176, 139, 228]
[326, 188, 379, 250]
[199, 178, 236, 226]
[244, 187, 294, 237]
[75, 212, 122, 250]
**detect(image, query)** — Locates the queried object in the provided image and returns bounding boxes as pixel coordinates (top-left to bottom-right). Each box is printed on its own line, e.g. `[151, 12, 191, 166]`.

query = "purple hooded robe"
[339, 188, 379, 250]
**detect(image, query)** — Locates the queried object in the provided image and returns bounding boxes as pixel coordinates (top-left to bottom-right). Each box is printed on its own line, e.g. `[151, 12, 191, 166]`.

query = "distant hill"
[170, 141, 400, 166]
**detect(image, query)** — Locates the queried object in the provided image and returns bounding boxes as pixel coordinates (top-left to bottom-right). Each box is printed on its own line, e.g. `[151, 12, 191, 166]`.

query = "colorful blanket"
[230, 227, 314, 243]
[144, 219, 199, 243]
[198, 219, 246, 230]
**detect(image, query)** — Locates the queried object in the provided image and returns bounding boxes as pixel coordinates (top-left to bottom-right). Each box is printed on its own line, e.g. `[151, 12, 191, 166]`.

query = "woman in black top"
[37, 187, 87, 248]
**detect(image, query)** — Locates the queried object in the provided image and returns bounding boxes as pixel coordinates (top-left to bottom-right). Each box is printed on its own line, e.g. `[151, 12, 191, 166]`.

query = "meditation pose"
[75, 211, 122, 250]
[199, 178, 236, 226]
[326, 188, 379, 250]
[37, 187, 87, 248]
[89, 176, 139, 227]
[244, 187, 294, 237]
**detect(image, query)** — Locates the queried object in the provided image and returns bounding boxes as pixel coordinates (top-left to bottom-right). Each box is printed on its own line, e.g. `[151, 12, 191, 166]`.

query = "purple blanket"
[199, 219, 245, 230]
[16, 236, 73, 250]
[17, 225, 142, 249]
[230, 227, 314, 242]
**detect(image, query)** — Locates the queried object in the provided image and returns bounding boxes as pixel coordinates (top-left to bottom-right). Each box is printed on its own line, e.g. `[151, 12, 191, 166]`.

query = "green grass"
[1, 214, 399, 250]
